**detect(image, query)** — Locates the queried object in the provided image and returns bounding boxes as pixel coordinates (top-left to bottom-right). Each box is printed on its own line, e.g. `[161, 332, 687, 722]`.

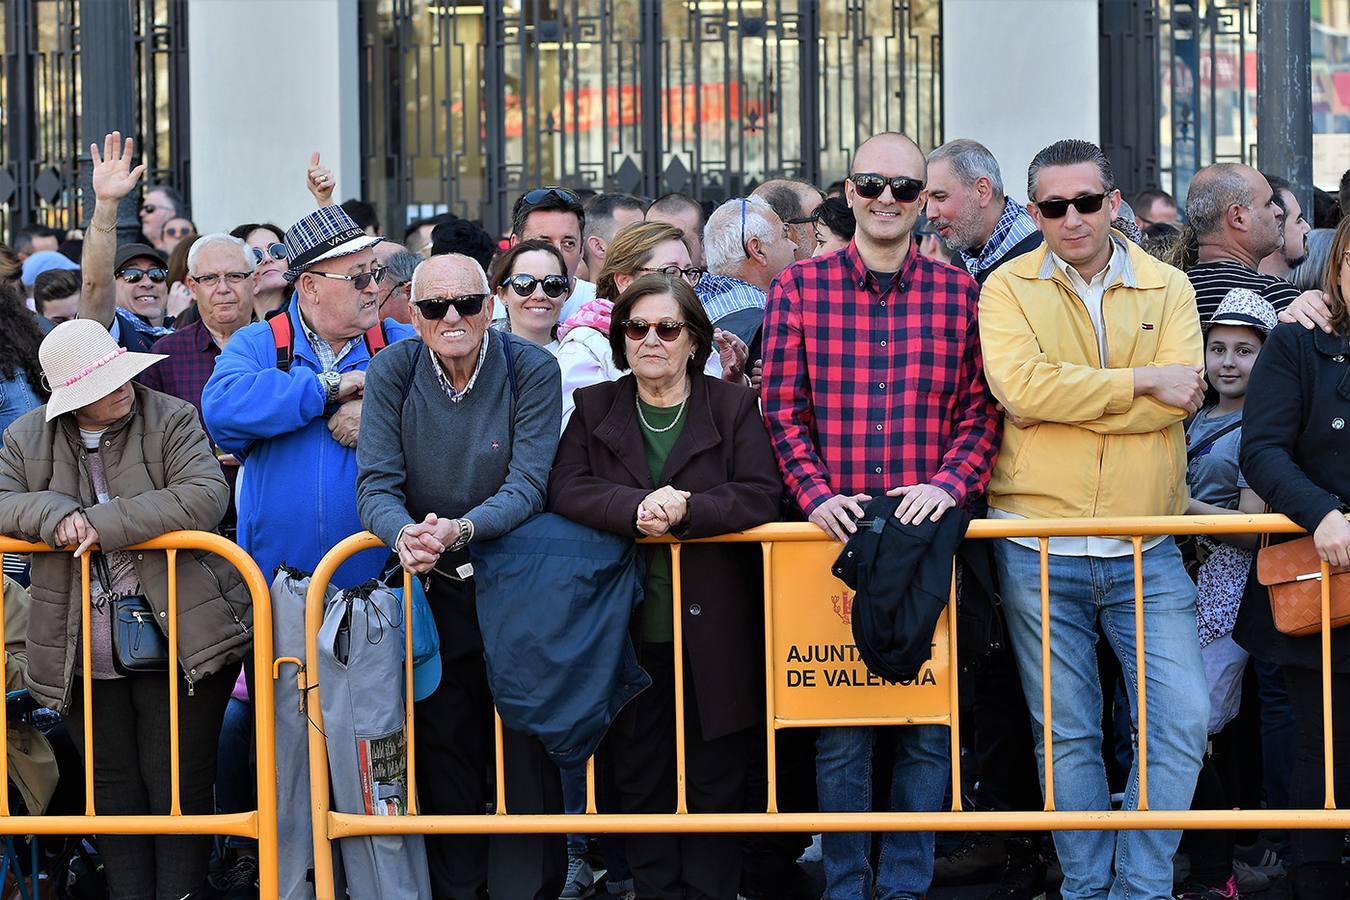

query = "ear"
[1227, 202, 1249, 232]
[484, 293, 496, 321]
[1106, 189, 1122, 220]
[746, 235, 768, 265]
[974, 176, 993, 206]
[508, 233, 521, 248]
[1025, 201, 1042, 227]
[586, 234, 606, 261]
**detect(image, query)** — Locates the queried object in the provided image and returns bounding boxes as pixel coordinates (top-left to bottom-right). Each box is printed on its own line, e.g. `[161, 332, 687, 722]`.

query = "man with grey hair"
[646, 192, 708, 267]
[375, 245, 421, 324]
[697, 196, 798, 354]
[924, 138, 1041, 284]
[581, 193, 646, 278]
[358, 252, 565, 900]
[1181, 163, 1298, 318]
[753, 179, 824, 261]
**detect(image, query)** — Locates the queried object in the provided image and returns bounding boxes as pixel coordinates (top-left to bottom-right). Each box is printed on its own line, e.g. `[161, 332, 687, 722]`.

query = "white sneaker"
[1232, 860, 1273, 892]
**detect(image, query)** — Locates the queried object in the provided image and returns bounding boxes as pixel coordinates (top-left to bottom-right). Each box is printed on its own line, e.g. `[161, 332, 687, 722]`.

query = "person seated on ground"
[489, 238, 571, 352]
[548, 274, 783, 900]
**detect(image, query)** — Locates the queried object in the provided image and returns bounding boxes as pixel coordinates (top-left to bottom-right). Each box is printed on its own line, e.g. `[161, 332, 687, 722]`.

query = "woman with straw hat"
[0, 318, 253, 900]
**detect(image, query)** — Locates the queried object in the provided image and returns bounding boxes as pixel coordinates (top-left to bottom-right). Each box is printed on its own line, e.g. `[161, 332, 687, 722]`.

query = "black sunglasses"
[251, 243, 287, 263]
[622, 318, 687, 343]
[310, 266, 387, 291]
[415, 294, 488, 319]
[1034, 193, 1109, 219]
[118, 267, 168, 285]
[505, 273, 570, 298]
[849, 173, 925, 203]
[517, 187, 581, 211]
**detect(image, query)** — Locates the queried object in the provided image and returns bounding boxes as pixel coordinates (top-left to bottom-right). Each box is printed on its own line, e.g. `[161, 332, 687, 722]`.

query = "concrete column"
[187, 0, 361, 234]
[941, 0, 1100, 202]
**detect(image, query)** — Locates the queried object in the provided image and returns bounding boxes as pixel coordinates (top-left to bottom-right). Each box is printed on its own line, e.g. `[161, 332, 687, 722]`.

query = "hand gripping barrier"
[0, 531, 277, 896]
[300, 514, 1348, 900]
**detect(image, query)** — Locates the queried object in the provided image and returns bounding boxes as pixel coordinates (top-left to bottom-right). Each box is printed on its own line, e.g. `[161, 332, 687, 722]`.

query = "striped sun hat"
[282, 206, 382, 284]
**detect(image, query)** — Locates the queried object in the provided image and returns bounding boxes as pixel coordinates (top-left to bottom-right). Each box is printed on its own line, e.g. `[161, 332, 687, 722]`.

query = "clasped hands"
[636, 486, 691, 537]
[54, 511, 100, 557]
[397, 513, 461, 574]
[809, 482, 957, 541]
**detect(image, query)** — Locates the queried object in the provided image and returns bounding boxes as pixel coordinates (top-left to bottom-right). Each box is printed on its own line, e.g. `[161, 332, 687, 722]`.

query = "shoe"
[739, 861, 817, 900]
[605, 876, 634, 897]
[933, 835, 1005, 885]
[560, 855, 597, 900]
[220, 854, 259, 900]
[1174, 875, 1238, 900]
[984, 843, 1047, 900]
[1234, 840, 1283, 871]
[1231, 860, 1271, 892]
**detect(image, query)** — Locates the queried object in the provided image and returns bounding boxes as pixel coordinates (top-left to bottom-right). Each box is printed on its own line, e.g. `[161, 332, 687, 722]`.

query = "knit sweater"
[356, 333, 563, 551]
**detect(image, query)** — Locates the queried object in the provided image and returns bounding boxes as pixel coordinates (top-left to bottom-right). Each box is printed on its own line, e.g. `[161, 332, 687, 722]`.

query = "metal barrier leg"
[1039, 539, 1055, 811]
[948, 565, 962, 812]
[761, 543, 778, 814]
[1322, 561, 1336, 809]
[1132, 538, 1148, 811]
[671, 544, 688, 814]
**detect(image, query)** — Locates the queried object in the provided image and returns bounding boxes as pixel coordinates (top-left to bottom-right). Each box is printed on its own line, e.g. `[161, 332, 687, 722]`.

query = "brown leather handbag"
[1257, 534, 1350, 636]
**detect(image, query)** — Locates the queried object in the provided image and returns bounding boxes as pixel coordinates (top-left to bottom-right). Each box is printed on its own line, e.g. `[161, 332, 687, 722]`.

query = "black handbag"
[93, 552, 169, 675]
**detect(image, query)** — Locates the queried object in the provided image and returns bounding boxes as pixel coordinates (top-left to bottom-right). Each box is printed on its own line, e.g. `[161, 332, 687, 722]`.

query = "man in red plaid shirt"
[761, 132, 1000, 899]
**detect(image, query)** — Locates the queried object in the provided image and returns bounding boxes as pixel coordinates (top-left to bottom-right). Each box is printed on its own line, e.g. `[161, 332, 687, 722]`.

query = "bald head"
[411, 252, 490, 301]
[1187, 162, 1284, 262]
[753, 179, 824, 261]
[852, 132, 927, 180]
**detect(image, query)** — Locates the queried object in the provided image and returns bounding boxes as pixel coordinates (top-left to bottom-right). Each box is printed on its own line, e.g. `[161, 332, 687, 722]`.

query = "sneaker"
[605, 876, 634, 897]
[1231, 860, 1271, 892]
[1174, 875, 1238, 900]
[1233, 841, 1285, 874]
[933, 835, 1005, 885]
[220, 854, 259, 900]
[984, 846, 1047, 900]
[560, 855, 597, 900]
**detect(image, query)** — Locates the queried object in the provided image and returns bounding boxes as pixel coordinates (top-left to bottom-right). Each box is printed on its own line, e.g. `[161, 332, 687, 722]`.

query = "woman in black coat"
[1236, 217, 1350, 899]
[547, 274, 783, 900]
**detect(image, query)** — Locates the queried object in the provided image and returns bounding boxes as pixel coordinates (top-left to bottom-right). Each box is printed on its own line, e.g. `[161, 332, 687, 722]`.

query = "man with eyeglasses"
[357, 253, 565, 899]
[510, 187, 595, 323]
[80, 132, 177, 357]
[978, 139, 1208, 900]
[761, 131, 1000, 900]
[752, 179, 823, 262]
[698, 196, 797, 360]
[203, 205, 414, 587]
[139, 183, 183, 246]
[373, 246, 421, 325]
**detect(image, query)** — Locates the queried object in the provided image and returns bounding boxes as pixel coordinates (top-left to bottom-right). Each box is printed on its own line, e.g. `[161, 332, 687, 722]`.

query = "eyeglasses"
[140, 204, 161, 215]
[517, 187, 581, 210]
[1034, 193, 1109, 219]
[309, 265, 387, 291]
[164, 226, 194, 238]
[414, 294, 488, 319]
[191, 272, 252, 287]
[637, 265, 706, 285]
[251, 243, 287, 264]
[849, 173, 926, 203]
[504, 273, 570, 298]
[622, 318, 688, 342]
[378, 280, 411, 310]
[784, 215, 817, 226]
[117, 267, 168, 284]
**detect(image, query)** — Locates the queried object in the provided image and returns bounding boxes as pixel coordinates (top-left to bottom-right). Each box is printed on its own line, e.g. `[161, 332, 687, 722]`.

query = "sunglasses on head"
[252, 243, 287, 264]
[414, 294, 488, 319]
[505, 273, 570, 298]
[1034, 193, 1109, 219]
[849, 173, 925, 203]
[622, 318, 687, 342]
[118, 267, 168, 284]
[518, 187, 580, 210]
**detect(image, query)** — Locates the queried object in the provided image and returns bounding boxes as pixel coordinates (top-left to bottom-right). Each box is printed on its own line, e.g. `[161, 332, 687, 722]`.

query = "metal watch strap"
[448, 518, 473, 552]
[321, 371, 340, 404]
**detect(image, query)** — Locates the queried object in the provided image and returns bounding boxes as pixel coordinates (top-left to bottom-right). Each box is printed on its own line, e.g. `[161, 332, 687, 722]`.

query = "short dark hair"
[583, 193, 646, 245]
[609, 274, 714, 374]
[1315, 187, 1343, 230]
[1262, 173, 1294, 215]
[1132, 187, 1175, 214]
[340, 199, 381, 234]
[33, 268, 81, 311]
[430, 217, 498, 272]
[755, 184, 806, 225]
[825, 180, 847, 196]
[487, 238, 568, 293]
[405, 213, 456, 242]
[11, 224, 55, 255]
[812, 196, 856, 242]
[1339, 168, 1350, 219]
[230, 222, 285, 243]
[1026, 139, 1115, 202]
[647, 192, 706, 228]
[511, 188, 585, 238]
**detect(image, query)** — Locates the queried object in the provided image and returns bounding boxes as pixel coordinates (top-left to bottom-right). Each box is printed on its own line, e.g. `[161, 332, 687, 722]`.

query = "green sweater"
[638, 397, 688, 642]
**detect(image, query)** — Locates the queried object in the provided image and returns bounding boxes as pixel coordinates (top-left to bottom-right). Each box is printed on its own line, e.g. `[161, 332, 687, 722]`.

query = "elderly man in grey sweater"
[356, 253, 565, 900]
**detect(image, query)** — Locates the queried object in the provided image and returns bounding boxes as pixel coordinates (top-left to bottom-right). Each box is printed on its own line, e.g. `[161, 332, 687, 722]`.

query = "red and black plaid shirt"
[761, 241, 1000, 517]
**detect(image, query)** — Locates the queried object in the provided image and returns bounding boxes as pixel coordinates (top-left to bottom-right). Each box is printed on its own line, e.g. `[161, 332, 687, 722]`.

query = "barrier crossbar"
[0, 532, 278, 896]
[302, 514, 1340, 900]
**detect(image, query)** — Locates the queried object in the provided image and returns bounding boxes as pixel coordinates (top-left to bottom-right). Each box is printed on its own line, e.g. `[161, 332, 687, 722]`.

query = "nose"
[642, 327, 662, 347]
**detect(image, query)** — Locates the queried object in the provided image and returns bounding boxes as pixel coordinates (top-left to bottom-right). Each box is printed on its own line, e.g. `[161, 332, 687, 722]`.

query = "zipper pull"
[186, 676, 195, 698]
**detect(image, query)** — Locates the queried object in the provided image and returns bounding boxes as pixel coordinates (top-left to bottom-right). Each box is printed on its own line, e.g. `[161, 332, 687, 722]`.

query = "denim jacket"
[0, 372, 41, 438]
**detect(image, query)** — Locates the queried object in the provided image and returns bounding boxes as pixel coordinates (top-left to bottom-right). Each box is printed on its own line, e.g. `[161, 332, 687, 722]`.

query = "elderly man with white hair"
[696, 195, 798, 358]
[356, 252, 565, 900]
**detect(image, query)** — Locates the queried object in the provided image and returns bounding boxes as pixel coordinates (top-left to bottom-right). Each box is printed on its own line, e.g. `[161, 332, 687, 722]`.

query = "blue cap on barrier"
[392, 574, 442, 701]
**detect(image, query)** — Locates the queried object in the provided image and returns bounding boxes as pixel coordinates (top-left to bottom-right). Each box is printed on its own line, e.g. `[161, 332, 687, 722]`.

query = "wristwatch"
[320, 371, 341, 405]
[448, 518, 474, 553]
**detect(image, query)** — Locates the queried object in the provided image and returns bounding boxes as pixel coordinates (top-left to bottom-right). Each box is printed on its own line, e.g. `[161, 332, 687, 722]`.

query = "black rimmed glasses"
[191, 272, 252, 287]
[414, 294, 488, 319]
[637, 265, 705, 286]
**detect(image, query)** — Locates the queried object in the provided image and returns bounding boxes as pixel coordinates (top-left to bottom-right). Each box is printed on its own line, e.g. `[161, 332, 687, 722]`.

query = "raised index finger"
[311, 151, 321, 168]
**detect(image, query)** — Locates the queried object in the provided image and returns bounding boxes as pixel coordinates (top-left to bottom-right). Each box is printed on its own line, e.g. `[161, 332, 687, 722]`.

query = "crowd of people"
[0, 125, 1347, 900]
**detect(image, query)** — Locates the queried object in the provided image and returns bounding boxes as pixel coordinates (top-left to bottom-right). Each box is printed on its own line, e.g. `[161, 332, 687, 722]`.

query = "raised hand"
[307, 152, 336, 206]
[90, 132, 147, 203]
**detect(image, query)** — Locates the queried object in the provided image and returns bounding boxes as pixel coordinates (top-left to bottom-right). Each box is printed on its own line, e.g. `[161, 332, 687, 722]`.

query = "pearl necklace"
[636, 391, 688, 433]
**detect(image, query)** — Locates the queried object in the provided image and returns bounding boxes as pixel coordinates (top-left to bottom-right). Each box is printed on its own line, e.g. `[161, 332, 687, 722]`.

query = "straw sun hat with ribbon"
[39, 319, 165, 421]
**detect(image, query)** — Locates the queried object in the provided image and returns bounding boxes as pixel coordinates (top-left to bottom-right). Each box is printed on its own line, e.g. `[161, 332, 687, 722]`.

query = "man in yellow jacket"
[978, 139, 1210, 900]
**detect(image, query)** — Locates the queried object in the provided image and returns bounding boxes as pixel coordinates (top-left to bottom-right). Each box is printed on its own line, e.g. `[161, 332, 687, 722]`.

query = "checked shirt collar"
[960, 197, 1038, 282]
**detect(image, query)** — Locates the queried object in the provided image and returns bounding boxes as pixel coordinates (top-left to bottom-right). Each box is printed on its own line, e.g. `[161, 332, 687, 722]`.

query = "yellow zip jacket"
[978, 233, 1203, 520]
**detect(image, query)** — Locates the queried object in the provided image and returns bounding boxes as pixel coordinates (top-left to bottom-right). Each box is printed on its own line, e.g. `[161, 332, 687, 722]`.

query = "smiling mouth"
[440, 327, 467, 339]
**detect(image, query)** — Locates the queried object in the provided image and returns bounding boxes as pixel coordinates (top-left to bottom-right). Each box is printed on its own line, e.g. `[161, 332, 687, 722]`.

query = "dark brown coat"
[548, 373, 783, 739]
[0, 384, 252, 711]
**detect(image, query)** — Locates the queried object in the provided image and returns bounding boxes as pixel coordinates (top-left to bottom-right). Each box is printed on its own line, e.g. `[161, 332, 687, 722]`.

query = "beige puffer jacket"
[0, 384, 252, 712]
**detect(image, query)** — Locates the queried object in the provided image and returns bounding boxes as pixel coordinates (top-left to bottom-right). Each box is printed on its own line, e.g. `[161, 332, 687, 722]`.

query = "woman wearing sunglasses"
[488, 239, 571, 352]
[230, 223, 290, 319]
[548, 274, 782, 900]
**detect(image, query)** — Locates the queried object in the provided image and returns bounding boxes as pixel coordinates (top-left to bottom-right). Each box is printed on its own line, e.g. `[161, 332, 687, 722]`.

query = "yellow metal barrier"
[302, 514, 1345, 900]
[0, 532, 278, 895]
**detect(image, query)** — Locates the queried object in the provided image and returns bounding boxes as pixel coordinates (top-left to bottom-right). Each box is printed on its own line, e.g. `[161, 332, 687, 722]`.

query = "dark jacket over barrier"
[548, 374, 783, 740]
[0, 385, 252, 711]
[1237, 324, 1350, 672]
[470, 513, 650, 766]
[834, 494, 972, 683]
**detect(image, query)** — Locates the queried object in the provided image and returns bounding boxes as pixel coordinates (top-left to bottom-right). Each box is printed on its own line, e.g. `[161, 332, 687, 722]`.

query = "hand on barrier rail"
[886, 482, 957, 525]
[53, 510, 99, 557]
[809, 492, 871, 542]
[636, 487, 690, 537]
[1314, 509, 1350, 568]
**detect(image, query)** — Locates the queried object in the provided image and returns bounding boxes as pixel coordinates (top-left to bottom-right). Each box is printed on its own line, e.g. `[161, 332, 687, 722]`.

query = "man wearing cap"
[80, 134, 175, 356]
[20, 250, 79, 299]
[202, 204, 413, 586]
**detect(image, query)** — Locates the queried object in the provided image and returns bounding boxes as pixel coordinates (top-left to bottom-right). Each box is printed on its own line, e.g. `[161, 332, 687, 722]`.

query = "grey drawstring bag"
[317, 581, 432, 900]
[271, 565, 343, 900]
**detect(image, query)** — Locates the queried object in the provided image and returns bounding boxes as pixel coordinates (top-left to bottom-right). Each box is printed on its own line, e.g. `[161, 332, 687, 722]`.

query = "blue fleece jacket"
[202, 305, 415, 587]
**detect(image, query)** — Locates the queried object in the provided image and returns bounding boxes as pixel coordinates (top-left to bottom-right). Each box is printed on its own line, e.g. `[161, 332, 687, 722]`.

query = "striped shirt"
[696, 272, 767, 322]
[1186, 260, 1300, 321]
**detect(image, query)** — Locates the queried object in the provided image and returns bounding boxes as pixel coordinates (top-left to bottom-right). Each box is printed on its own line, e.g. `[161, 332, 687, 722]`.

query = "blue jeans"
[215, 697, 255, 849]
[815, 723, 948, 900]
[994, 538, 1208, 900]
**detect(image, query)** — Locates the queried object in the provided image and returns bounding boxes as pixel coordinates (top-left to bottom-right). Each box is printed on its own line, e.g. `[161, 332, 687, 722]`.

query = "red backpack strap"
[266, 308, 295, 372]
[363, 319, 390, 358]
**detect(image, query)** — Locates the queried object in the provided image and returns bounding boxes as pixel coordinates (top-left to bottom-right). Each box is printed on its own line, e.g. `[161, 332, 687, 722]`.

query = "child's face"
[1205, 324, 1264, 402]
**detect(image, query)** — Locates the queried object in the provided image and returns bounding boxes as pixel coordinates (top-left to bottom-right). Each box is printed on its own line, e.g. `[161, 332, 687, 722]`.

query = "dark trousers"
[67, 665, 236, 900]
[416, 574, 566, 900]
[611, 643, 751, 900]
[1282, 665, 1350, 890]
[1181, 721, 1240, 885]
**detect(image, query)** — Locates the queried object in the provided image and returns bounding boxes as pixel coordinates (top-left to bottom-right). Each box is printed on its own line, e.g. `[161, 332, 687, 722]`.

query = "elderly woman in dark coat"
[548, 274, 783, 900]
